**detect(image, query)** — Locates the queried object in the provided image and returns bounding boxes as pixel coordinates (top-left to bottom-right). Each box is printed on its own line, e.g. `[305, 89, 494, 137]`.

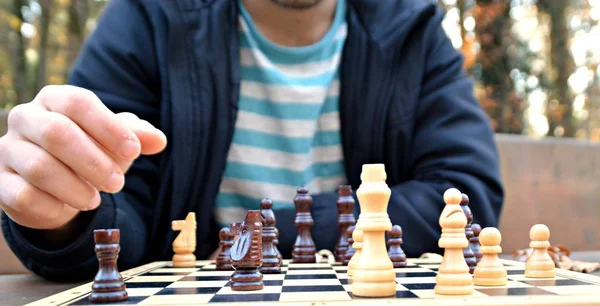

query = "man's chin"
[270, 0, 324, 9]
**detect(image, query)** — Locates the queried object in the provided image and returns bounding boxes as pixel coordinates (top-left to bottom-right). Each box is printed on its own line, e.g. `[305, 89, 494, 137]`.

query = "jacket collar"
[347, 0, 436, 53]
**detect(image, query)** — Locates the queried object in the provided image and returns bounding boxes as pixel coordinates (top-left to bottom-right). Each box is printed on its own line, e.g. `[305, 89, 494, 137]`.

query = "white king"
[351, 164, 396, 297]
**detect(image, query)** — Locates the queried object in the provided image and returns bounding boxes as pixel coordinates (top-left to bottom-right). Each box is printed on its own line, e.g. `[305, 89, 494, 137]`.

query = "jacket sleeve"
[385, 7, 504, 256]
[1, 0, 162, 282]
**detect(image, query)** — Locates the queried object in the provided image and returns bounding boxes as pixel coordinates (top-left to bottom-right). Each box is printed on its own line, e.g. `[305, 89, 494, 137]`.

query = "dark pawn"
[460, 193, 477, 274]
[216, 227, 234, 270]
[387, 225, 407, 268]
[334, 185, 356, 262]
[292, 186, 316, 263]
[230, 210, 263, 291]
[342, 225, 356, 266]
[471, 223, 483, 264]
[260, 198, 281, 273]
[274, 227, 283, 264]
[90, 229, 128, 303]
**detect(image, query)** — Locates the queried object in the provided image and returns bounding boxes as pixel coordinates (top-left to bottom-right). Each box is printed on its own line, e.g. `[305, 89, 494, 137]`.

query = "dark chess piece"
[387, 225, 407, 268]
[216, 227, 234, 270]
[260, 198, 281, 273]
[230, 210, 264, 291]
[90, 229, 128, 303]
[471, 223, 483, 264]
[342, 225, 356, 266]
[460, 193, 477, 274]
[334, 185, 356, 262]
[274, 228, 283, 263]
[292, 186, 316, 263]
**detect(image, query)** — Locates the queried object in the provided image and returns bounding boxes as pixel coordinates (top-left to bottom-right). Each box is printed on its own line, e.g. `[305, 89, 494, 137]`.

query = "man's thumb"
[117, 112, 167, 155]
[134, 120, 167, 155]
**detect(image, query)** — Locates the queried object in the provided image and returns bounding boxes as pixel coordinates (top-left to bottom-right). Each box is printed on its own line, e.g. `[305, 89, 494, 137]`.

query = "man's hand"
[0, 85, 167, 230]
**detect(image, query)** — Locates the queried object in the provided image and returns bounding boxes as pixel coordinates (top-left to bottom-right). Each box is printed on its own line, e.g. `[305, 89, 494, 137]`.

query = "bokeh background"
[3, 0, 600, 141]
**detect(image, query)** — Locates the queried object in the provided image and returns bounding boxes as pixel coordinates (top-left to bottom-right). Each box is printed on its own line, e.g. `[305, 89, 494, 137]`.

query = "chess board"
[26, 257, 600, 306]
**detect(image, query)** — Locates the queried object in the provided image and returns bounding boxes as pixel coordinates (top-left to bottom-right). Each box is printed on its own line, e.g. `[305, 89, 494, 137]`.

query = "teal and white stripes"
[214, 0, 348, 226]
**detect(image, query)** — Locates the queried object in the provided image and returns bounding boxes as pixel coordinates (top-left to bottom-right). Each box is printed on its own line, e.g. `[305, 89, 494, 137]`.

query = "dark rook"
[292, 186, 316, 263]
[90, 229, 128, 303]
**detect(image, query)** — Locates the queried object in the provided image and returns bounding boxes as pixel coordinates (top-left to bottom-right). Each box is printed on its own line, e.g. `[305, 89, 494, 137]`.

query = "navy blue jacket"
[2, 0, 503, 281]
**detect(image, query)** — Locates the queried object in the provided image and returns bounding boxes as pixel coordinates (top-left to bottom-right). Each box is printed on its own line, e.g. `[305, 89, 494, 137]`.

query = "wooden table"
[1, 252, 599, 306]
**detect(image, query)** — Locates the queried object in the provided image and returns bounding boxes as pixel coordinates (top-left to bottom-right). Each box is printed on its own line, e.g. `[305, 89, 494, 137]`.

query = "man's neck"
[242, 0, 338, 47]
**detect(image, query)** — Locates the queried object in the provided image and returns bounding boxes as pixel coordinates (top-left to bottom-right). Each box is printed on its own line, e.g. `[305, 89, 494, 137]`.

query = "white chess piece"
[525, 224, 556, 278]
[473, 227, 507, 286]
[351, 164, 396, 297]
[172, 213, 197, 268]
[347, 228, 363, 277]
[434, 188, 474, 295]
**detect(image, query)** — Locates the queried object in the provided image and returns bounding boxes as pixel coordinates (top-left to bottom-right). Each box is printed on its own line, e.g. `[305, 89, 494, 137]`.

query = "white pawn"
[473, 227, 507, 286]
[347, 228, 363, 277]
[525, 224, 555, 278]
[434, 188, 473, 295]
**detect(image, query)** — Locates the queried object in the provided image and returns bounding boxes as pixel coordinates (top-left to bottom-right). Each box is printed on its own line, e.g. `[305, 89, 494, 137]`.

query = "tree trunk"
[539, 0, 575, 137]
[586, 66, 599, 138]
[473, 0, 521, 134]
[66, 0, 89, 79]
[457, 0, 467, 40]
[33, 0, 53, 95]
[11, 0, 28, 104]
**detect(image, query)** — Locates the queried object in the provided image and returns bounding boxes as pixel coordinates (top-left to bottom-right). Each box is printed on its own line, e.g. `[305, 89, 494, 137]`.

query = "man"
[0, 0, 503, 281]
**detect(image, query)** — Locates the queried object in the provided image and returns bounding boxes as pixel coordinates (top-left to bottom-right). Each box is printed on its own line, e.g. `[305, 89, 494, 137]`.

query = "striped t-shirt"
[214, 0, 348, 226]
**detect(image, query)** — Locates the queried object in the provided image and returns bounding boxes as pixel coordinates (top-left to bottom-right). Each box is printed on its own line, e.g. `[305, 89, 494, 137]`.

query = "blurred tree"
[538, 0, 576, 137]
[10, 0, 28, 105]
[0, 0, 107, 108]
[470, 0, 524, 134]
[449, 0, 584, 138]
[33, 0, 52, 96]
[66, 0, 88, 72]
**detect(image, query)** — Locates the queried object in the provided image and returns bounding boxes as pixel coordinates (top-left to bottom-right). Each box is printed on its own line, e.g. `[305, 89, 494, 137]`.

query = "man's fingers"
[0, 168, 79, 229]
[116, 112, 167, 155]
[9, 107, 124, 193]
[2, 139, 101, 211]
[105, 113, 167, 173]
[1, 203, 80, 231]
[34, 85, 141, 160]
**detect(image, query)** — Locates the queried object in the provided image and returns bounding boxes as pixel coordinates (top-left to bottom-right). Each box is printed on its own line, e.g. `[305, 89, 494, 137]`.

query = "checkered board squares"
[26, 258, 600, 306]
